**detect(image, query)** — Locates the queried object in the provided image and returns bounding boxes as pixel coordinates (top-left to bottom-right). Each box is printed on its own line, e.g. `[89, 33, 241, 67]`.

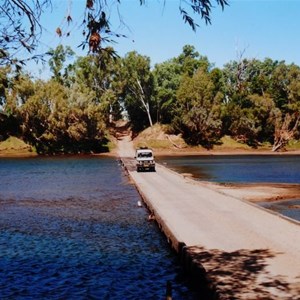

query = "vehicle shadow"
[183, 246, 300, 300]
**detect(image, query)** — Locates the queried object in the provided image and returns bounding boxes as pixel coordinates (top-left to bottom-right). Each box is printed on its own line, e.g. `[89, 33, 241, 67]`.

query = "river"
[0, 156, 197, 299]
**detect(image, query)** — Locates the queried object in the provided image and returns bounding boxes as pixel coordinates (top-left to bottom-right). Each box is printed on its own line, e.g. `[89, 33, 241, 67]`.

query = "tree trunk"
[272, 114, 300, 152]
[136, 79, 153, 127]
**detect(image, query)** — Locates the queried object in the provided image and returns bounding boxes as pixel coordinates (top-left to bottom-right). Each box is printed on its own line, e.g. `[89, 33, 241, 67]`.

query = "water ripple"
[0, 157, 196, 299]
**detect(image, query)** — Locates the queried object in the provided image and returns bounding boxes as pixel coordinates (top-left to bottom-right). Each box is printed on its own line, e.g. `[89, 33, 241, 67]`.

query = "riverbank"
[132, 123, 300, 155]
[1, 132, 300, 205]
[203, 182, 300, 203]
[154, 147, 300, 156]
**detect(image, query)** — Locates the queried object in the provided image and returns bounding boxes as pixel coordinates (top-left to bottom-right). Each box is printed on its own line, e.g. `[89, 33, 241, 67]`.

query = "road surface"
[117, 134, 300, 300]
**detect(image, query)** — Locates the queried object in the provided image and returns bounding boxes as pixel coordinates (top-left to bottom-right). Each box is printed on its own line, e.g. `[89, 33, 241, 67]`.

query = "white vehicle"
[135, 148, 156, 172]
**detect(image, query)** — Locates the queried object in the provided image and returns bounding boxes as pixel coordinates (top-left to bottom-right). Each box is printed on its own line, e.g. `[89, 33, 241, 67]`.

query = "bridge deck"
[121, 156, 300, 299]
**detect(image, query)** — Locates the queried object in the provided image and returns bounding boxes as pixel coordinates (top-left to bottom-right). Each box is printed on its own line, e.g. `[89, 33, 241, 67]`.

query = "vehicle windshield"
[137, 152, 152, 158]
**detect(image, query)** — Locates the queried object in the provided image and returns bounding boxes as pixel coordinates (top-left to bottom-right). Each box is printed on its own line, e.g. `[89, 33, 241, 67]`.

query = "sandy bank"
[201, 182, 300, 203]
[154, 147, 300, 156]
[0, 151, 38, 157]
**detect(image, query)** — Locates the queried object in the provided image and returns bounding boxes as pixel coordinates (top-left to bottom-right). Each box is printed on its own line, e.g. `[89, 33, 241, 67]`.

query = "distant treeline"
[1, 44, 299, 154]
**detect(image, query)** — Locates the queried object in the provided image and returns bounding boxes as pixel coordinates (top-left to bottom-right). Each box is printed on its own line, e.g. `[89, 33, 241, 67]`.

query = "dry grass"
[133, 124, 187, 150]
[287, 139, 300, 150]
[215, 135, 252, 150]
[0, 136, 36, 156]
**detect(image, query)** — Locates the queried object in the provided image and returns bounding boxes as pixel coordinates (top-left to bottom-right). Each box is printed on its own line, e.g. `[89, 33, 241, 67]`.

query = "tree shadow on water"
[185, 246, 300, 300]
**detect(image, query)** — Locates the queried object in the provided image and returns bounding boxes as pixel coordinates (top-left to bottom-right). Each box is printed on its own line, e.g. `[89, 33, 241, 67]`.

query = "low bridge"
[118, 135, 300, 299]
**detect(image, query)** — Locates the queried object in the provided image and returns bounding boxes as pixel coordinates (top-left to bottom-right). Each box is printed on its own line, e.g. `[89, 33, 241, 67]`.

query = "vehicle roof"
[136, 148, 153, 153]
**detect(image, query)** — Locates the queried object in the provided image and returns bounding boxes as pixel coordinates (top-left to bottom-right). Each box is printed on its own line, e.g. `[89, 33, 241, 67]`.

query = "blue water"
[261, 199, 300, 221]
[157, 155, 300, 184]
[0, 157, 196, 299]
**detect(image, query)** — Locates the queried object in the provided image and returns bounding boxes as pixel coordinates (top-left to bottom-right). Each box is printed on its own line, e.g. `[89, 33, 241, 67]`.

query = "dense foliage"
[1, 44, 300, 153]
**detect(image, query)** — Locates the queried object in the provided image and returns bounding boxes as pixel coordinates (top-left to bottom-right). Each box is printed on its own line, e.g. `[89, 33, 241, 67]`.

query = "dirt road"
[117, 134, 300, 299]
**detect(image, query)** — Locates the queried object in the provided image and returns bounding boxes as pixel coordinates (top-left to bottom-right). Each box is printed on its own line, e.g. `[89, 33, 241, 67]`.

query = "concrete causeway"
[118, 135, 300, 299]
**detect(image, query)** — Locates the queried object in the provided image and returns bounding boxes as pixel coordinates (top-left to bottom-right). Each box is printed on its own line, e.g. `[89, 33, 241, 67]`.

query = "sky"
[28, 0, 300, 78]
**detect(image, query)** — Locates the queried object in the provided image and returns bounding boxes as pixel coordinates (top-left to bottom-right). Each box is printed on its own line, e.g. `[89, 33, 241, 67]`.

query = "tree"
[62, 82, 107, 152]
[74, 47, 121, 122]
[0, 0, 51, 67]
[17, 80, 56, 151]
[174, 68, 223, 147]
[175, 45, 210, 76]
[4, 72, 36, 116]
[221, 57, 300, 150]
[271, 64, 300, 151]
[0, 68, 39, 138]
[48, 45, 75, 85]
[119, 51, 155, 131]
[227, 94, 276, 146]
[272, 110, 300, 152]
[153, 45, 211, 124]
[221, 58, 280, 145]
[16, 78, 108, 154]
[0, 66, 20, 139]
[0, 66, 11, 106]
[177, 0, 228, 29]
[153, 60, 181, 124]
